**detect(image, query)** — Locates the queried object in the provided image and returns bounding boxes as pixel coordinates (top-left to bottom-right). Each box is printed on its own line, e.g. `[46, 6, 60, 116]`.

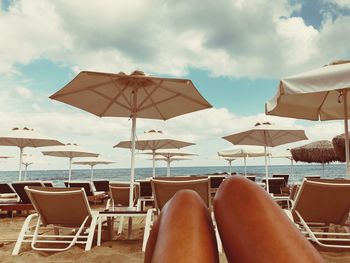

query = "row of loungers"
[10, 176, 350, 256]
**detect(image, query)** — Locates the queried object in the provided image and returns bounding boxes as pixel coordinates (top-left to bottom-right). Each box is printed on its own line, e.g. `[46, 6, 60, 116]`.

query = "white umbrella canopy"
[218, 147, 266, 175]
[114, 129, 194, 177]
[143, 149, 196, 177]
[50, 70, 212, 207]
[73, 157, 114, 181]
[222, 123, 308, 192]
[41, 143, 99, 182]
[266, 60, 350, 176]
[0, 127, 63, 181]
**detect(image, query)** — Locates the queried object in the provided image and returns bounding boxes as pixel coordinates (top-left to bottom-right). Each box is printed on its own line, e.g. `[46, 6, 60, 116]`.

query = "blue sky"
[0, 0, 350, 171]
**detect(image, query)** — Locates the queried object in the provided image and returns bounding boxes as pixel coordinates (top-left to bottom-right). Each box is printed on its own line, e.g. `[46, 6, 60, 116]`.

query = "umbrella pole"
[68, 157, 73, 184]
[244, 156, 247, 176]
[152, 150, 156, 178]
[322, 163, 325, 177]
[90, 165, 94, 182]
[167, 157, 171, 177]
[129, 114, 136, 208]
[228, 160, 232, 174]
[24, 164, 28, 180]
[264, 146, 269, 193]
[291, 158, 294, 184]
[18, 147, 23, 181]
[343, 90, 350, 178]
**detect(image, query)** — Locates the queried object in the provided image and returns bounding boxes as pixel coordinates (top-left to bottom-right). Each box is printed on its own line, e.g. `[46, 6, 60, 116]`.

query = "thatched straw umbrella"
[291, 140, 338, 176]
[332, 133, 350, 162]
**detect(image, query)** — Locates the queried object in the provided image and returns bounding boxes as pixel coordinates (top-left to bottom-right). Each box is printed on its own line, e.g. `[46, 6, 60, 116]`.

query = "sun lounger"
[64, 181, 106, 204]
[0, 183, 17, 202]
[262, 178, 286, 195]
[12, 186, 99, 255]
[93, 180, 110, 192]
[142, 178, 222, 252]
[209, 175, 226, 196]
[245, 175, 256, 182]
[273, 174, 289, 187]
[288, 178, 350, 248]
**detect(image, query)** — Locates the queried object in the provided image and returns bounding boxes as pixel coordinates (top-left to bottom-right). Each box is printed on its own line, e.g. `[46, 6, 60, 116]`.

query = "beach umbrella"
[222, 122, 308, 192]
[73, 157, 114, 181]
[218, 148, 266, 176]
[332, 133, 350, 163]
[21, 154, 34, 180]
[41, 143, 99, 182]
[152, 156, 192, 175]
[50, 70, 211, 207]
[143, 149, 196, 176]
[220, 156, 235, 174]
[114, 129, 194, 177]
[0, 127, 63, 181]
[291, 140, 338, 176]
[266, 60, 350, 177]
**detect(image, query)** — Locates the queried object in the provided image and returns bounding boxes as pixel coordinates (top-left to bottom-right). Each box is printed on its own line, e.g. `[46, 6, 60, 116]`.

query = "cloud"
[15, 86, 32, 98]
[1, 0, 349, 79]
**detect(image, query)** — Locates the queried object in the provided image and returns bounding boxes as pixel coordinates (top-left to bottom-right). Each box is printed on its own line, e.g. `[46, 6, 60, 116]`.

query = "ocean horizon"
[1, 163, 346, 186]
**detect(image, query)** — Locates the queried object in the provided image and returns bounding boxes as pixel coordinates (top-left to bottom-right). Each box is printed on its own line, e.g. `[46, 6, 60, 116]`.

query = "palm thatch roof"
[291, 140, 339, 164]
[332, 133, 350, 162]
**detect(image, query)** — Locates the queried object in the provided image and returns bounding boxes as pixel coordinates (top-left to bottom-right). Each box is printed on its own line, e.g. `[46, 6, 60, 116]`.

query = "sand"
[0, 210, 349, 263]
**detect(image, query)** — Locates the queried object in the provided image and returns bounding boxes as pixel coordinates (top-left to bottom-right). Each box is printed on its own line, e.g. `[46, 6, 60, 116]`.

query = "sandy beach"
[0, 209, 349, 263]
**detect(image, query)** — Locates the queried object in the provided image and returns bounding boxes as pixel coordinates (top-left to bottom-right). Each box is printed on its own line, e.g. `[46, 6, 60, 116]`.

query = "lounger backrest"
[293, 179, 350, 224]
[42, 181, 54, 187]
[93, 180, 110, 192]
[0, 183, 15, 194]
[209, 176, 226, 189]
[304, 175, 321, 180]
[272, 174, 289, 187]
[151, 178, 210, 211]
[262, 178, 285, 194]
[65, 182, 93, 196]
[246, 176, 256, 182]
[109, 185, 137, 207]
[155, 176, 208, 181]
[110, 182, 140, 200]
[138, 180, 152, 197]
[25, 186, 92, 227]
[12, 181, 44, 203]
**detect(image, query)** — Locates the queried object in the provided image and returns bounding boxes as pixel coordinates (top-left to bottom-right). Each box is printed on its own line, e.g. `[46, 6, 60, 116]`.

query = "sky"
[0, 0, 350, 171]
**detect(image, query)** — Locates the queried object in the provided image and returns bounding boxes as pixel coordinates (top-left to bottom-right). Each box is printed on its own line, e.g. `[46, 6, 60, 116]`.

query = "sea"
[1, 164, 347, 186]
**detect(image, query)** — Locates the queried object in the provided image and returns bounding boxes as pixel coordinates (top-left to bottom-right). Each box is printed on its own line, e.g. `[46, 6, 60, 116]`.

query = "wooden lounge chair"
[288, 178, 350, 248]
[12, 186, 99, 255]
[64, 181, 106, 204]
[142, 178, 222, 252]
[93, 180, 110, 193]
[136, 179, 154, 211]
[262, 178, 286, 195]
[245, 175, 256, 182]
[273, 174, 289, 187]
[106, 185, 140, 235]
[209, 175, 226, 196]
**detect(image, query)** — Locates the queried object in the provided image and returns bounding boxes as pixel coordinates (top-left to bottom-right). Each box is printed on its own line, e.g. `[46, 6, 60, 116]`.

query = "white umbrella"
[222, 123, 308, 192]
[50, 70, 211, 207]
[0, 127, 63, 180]
[218, 148, 266, 176]
[73, 157, 114, 181]
[22, 154, 34, 181]
[220, 156, 235, 174]
[152, 156, 192, 176]
[266, 60, 350, 176]
[41, 143, 98, 182]
[114, 129, 194, 177]
[143, 149, 196, 176]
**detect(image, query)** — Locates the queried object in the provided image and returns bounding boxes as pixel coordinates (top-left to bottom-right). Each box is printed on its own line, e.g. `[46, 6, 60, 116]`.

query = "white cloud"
[1, 0, 349, 79]
[15, 86, 32, 98]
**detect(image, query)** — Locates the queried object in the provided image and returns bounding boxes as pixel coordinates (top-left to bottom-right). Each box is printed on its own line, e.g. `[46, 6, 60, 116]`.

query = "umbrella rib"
[111, 78, 132, 108]
[137, 80, 163, 109]
[50, 80, 113, 99]
[139, 93, 180, 112]
[140, 87, 166, 120]
[98, 80, 130, 116]
[317, 91, 330, 119]
[158, 83, 211, 107]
